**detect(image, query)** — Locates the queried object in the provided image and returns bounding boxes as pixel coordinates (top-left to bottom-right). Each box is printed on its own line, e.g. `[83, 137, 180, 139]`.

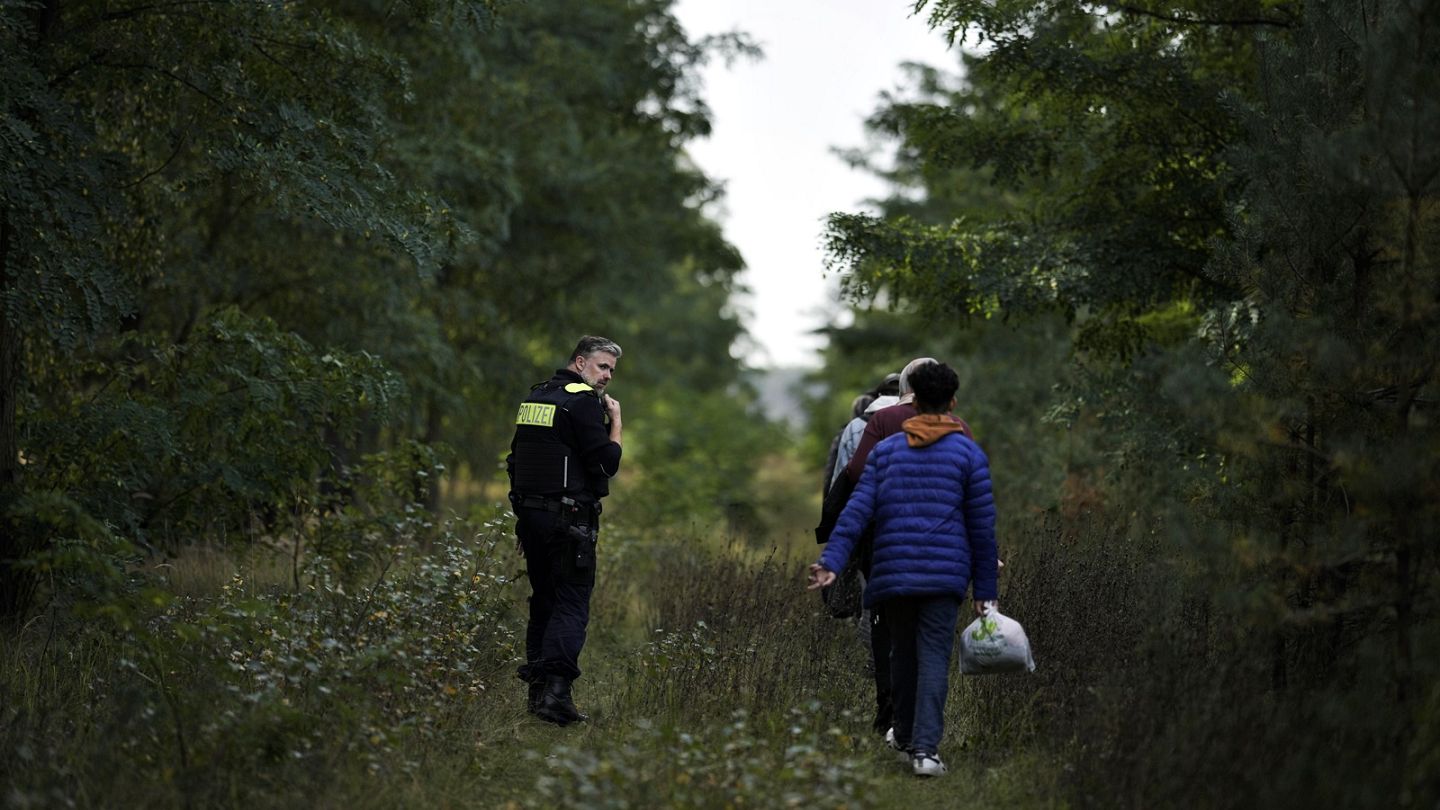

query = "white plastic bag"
[958, 605, 1036, 675]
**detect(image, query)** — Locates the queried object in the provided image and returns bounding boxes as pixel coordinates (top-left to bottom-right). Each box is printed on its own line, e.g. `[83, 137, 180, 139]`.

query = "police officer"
[507, 336, 623, 725]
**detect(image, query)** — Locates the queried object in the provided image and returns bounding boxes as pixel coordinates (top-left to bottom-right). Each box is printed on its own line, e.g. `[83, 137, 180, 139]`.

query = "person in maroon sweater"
[838, 356, 974, 739]
[843, 357, 973, 486]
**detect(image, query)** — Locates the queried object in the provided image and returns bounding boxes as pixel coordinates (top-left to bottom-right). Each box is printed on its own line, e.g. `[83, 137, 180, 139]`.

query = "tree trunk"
[420, 398, 443, 512]
[0, 1, 63, 618]
[0, 209, 17, 489]
[0, 208, 34, 618]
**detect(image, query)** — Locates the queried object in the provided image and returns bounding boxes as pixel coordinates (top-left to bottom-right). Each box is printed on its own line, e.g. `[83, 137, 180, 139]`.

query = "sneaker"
[885, 727, 909, 762]
[911, 752, 947, 778]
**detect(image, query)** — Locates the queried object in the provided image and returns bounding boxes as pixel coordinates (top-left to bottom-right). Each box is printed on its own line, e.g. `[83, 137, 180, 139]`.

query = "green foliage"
[1173, 4, 1440, 802]
[816, 0, 1439, 806]
[2, 0, 767, 617]
[615, 384, 784, 534]
[1, 518, 519, 807]
[3, 489, 135, 617]
[294, 0, 760, 471]
[0, 2, 134, 352]
[22, 308, 405, 550]
[601, 258, 779, 532]
[2, 510, 1063, 809]
[527, 709, 880, 809]
[825, 212, 1080, 319]
[810, 0, 1269, 519]
[805, 307, 1072, 515]
[825, 1, 1288, 336]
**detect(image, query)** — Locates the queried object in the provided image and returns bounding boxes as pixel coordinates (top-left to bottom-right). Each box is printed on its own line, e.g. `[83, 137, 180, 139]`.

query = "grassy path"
[0, 511, 1063, 808]
[458, 526, 1061, 809]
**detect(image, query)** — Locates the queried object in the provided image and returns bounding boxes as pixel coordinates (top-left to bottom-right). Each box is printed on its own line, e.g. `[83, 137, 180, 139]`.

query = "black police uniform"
[507, 368, 620, 718]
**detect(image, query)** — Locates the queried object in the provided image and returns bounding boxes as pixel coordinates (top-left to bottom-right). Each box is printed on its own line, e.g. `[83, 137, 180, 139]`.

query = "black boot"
[534, 675, 588, 726]
[527, 680, 544, 714]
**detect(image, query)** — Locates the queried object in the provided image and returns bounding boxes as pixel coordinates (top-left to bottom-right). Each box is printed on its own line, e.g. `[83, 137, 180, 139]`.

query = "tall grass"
[11, 497, 1415, 808]
[606, 541, 867, 722]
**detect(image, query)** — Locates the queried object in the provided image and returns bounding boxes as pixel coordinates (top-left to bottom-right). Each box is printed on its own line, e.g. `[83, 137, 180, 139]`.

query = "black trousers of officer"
[515, 507, 596, 684]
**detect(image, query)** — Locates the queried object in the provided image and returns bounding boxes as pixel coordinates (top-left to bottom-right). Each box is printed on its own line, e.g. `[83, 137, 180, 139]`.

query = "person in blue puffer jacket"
[807, 361, 999, 779]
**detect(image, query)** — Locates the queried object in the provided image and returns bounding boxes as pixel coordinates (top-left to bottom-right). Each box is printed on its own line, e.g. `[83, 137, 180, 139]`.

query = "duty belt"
[513, 494, 599, 518]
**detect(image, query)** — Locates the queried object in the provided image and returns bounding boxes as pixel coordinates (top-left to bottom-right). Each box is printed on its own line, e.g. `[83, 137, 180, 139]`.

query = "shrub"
[0, 516, 522, 808]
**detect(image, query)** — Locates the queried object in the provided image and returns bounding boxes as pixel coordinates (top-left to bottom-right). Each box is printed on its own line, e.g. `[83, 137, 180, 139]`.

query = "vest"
[509, 377, 609, 500]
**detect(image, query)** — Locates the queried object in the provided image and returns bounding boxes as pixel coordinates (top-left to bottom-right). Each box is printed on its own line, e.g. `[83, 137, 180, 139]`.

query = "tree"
[820, 0, 1439, 803]
[2, 0, 769, 616]
[2, 0, 486, 612]
[1195, 1, 1439, 800]
[2, 2, 136, 612]
[825, 1, 1298, 351]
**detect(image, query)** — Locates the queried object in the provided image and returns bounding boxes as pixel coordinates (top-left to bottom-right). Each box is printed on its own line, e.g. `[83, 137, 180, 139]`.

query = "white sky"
[674, 0, 958, 370]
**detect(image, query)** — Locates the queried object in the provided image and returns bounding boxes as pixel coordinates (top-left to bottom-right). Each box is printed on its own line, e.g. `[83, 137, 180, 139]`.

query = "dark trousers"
[885, 595, 961, 755]
[858, 529, 892, 733]
[869, 602, 893, 732]
[515, 507, 596, 683]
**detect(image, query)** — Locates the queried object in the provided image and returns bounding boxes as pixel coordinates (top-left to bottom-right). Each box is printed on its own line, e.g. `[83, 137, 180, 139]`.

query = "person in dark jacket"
[822, 391, 876, 495]
[808, 361, 998, 778]
[842, 357, 973, 486]
[507, 336, 624, 725]
[820, 357, 974, 737]
[827, 372, 901, 492]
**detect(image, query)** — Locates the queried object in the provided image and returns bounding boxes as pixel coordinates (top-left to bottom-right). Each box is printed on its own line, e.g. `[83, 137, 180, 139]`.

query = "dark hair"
[875, 372, 901, 397]
[908, 362, 959, 413]
[851, 392, 877, 420]
[569, 335, 623, 363]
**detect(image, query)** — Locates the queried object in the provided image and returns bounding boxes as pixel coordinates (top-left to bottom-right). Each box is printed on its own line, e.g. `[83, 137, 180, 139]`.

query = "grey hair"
[569, 335, 623, 363]
[898, 356, 938, 397]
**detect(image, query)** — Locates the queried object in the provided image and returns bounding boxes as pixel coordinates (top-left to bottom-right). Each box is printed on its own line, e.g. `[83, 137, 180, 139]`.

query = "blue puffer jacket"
[819, 425, 998, 607]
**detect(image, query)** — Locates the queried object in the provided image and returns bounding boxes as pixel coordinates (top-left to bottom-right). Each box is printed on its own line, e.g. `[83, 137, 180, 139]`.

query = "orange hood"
[902, 414, 969, 447]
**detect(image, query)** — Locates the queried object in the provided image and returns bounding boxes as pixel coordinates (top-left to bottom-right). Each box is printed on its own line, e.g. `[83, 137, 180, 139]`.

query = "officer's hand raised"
[603, 395, 623, 445]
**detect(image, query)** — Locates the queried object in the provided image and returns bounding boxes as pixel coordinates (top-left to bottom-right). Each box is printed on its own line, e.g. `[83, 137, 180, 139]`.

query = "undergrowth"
[11, 503, 1415, 808]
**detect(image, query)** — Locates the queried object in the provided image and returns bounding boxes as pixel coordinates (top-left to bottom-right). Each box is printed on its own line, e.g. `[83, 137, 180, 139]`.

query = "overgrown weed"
[1, 505, 1160, 809]
[514, 708, 881, 809]
[1, 515, 522, 808]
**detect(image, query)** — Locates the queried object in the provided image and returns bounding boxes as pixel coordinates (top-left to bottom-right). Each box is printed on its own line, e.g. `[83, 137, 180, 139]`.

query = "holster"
[520, 497, 596, 583]
[565, 523, 597, 573]
[512, 494, 599, 578]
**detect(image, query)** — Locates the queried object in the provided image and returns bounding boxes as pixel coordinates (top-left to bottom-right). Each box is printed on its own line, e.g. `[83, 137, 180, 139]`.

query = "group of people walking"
[811, 357, 999, 778]
[502, 337, 998, 780]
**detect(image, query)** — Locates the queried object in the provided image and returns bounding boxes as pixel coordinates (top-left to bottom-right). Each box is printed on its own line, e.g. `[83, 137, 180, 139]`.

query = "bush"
[0, 516, 521, 808]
